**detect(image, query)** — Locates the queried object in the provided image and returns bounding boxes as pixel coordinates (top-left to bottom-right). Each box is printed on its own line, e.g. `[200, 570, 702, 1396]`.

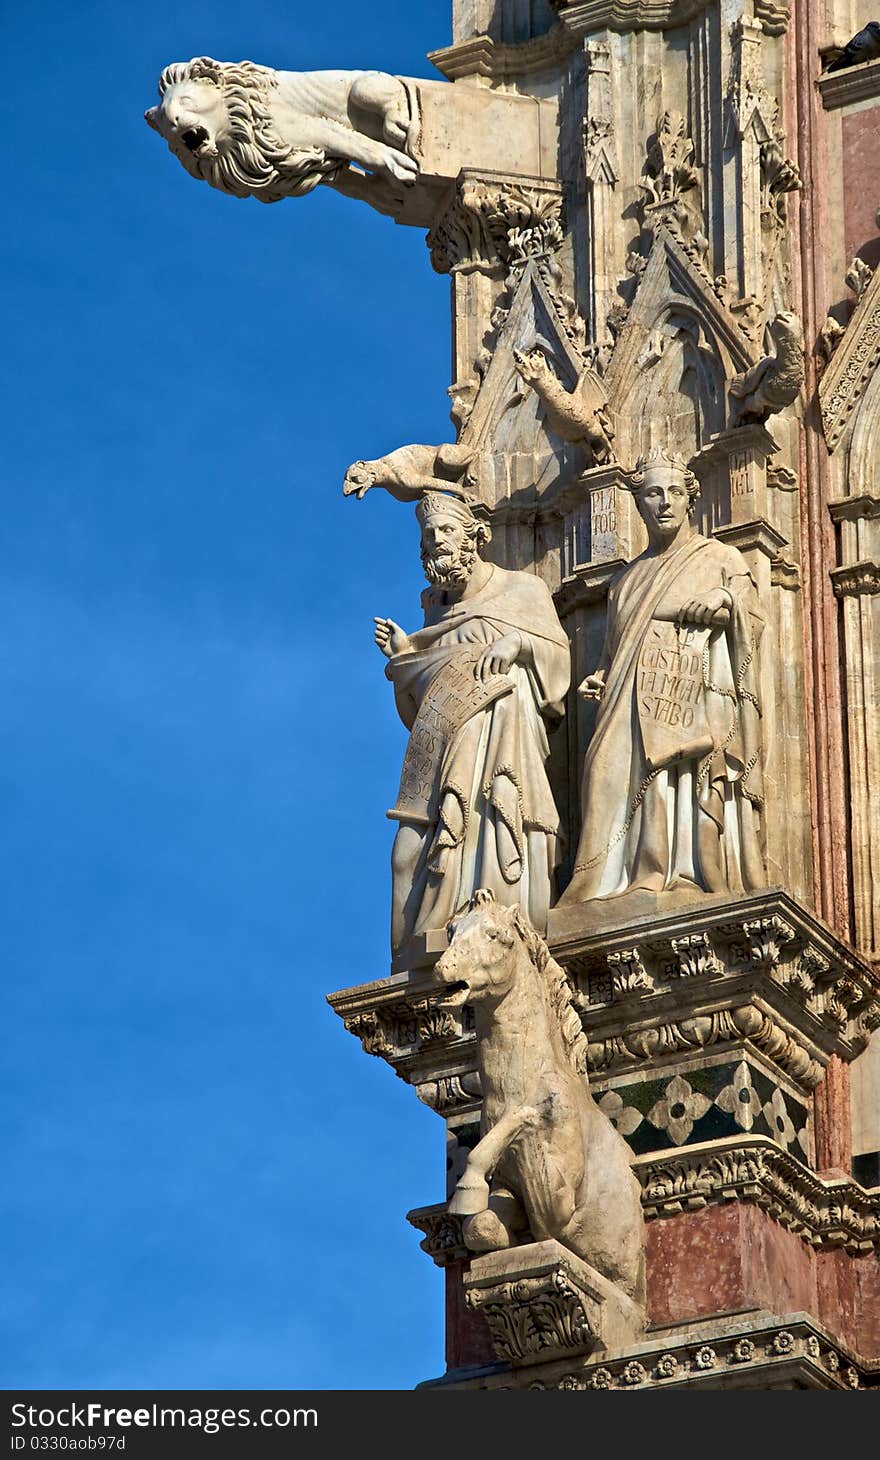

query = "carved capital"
[428, 172, 564, 278]
[831, 561, 880, 598]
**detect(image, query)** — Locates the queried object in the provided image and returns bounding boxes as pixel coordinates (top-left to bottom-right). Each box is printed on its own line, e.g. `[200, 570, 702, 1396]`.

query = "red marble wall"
[843, 105, 880, 271]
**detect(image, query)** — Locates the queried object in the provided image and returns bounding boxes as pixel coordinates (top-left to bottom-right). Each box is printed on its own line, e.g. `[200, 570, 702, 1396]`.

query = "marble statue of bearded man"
[561, 449, 766, 906]
[375, 492, 571, 954]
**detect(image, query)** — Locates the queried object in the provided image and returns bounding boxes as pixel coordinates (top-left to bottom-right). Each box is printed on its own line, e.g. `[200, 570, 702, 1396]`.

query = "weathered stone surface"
[435, 893, 646, 1304]
[463, 1239, 646, 1364]
[378, 497, 569, 954]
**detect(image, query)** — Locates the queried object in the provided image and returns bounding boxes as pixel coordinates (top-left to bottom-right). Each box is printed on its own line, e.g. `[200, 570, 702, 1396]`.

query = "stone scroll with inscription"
[387, 649, 514, 823]
[637, 620, 713, 773]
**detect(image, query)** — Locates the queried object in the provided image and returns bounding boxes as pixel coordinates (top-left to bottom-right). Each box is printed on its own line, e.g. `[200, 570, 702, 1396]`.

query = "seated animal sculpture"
[145, 57, 419, 207]
[435, 890, 646, 1306]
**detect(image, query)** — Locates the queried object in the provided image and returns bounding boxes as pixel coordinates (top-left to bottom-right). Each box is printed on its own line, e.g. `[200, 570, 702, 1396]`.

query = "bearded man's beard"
[421, 539, 478, 587]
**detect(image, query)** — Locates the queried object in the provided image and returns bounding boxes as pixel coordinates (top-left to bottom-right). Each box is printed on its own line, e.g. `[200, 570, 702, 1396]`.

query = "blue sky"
[2, 0, 457, 1389]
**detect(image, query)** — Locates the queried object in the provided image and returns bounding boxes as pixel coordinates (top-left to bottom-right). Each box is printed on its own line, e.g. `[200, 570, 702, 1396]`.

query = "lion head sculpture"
[145, 57, 344, 202]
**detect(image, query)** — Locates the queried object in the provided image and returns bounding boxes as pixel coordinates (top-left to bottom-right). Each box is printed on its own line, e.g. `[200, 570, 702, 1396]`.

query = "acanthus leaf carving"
[606, 947, 653, 998]
[670, 932, 722, 979]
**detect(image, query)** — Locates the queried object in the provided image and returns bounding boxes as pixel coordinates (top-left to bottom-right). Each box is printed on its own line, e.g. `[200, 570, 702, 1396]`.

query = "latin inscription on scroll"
[637, 620, 713, 772]
[388, 650, 514, 821]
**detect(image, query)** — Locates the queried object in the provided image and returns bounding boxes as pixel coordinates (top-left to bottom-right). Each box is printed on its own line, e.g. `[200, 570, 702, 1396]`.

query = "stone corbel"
[462, 1239, 645, 1365]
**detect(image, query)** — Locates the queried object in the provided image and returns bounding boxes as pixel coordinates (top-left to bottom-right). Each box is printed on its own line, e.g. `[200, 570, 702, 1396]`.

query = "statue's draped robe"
[563, 532, 766, 903]
[386, 565, 570, 939]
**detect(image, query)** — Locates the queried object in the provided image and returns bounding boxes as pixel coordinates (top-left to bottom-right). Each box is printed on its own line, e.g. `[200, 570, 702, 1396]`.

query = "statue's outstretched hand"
[475, 632, 522, 682]
[676, 589, 731, 627]
[578, 670, 606, 702]
[374, 617, 411, 658]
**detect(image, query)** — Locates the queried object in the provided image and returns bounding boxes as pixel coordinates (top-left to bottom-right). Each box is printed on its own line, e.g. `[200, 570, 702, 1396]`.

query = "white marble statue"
[376, 493, 570, 954]
[436, 889, 646, 1306]
[145, 57, 419, 207]
[561, 448, 766, 906]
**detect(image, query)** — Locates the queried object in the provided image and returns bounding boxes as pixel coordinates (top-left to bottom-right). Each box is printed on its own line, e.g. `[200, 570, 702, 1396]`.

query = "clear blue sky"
[2, 0, 457, 1390]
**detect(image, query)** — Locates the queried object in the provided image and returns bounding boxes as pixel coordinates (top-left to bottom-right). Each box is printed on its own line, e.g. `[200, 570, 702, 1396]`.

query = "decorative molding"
[670, 932, 722, 979]
[636, 1135, 880, 1251]
[553, 558, 627, 617]
[330, 892, 880, 1120]
[449, 1314, 873, 1389]
[462, 1240, 645, 1366]
[550, 1, 713, 34]
[831, 561, 880, 598]
[829, 493, 880, 524]
[465, 1264, 598, 1366]
[407, 1204, 469, 1266]
[714, 517, 789, 561]
[607, 947, 654, 997]
[428, 26, 576, 84]
[410, 1132, 880, 1267]
[753, 1, 790, 37]
[818, 55, 880, 111]
[819, 263, 880, 452]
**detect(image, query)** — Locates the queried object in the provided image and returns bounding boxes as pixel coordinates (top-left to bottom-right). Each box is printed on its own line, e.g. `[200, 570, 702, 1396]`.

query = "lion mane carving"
[145, 57, 420, 206]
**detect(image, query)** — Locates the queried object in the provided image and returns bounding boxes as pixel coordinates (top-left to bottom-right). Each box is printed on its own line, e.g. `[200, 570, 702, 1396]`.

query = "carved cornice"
[411, 1133, 880, 1265]
[329, 891, 880, 1116]
[829, 494, 880, 524]
[713, 517, 789, 561]
[637, 1135, 880, 1249]
[819, 261, 880, 452]
[551, 889, 880, 1086]
[831, 561, 880, 598]
[428, 26, 576, 84]
[442, 1314, 873, 1389]
[553, 558, 627, 617]
[550, 0, 713, 33]
[818, 55, 880, 111]
[753, 1, 790, 37]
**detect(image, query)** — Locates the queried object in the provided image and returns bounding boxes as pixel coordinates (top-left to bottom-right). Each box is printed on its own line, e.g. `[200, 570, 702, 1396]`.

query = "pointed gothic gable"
[603, 224, 758, 458]
[459, 259, 589, 507]
[819, 262, 880, 454]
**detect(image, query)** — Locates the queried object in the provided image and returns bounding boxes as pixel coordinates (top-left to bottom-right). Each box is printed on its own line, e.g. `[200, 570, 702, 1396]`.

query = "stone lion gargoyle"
[729, 310, 805, 424]
[145, 57, 419, 211]
[435, 890, 646, 1309]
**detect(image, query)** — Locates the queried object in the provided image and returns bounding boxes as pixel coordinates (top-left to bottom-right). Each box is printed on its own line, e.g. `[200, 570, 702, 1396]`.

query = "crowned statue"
[561, 448, 767, 906]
